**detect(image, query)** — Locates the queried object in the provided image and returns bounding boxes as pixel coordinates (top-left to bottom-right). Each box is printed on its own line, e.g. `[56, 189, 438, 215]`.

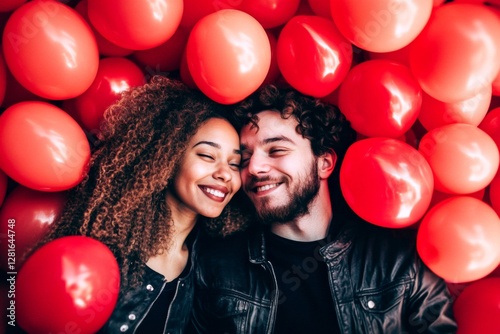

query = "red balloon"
[261, 30, 281, 87]
[73, 57, 146, 132]
[429, 188, 485, 209]
[17, 236, 120, 334]
[418, 85, 492, 131]
[330, 0, 433, 52]
[277, 15, 352, 97]
[2, 1, 99, 100]
[490, 172, 500, 216]
[417, 196, 500, 283]
[238, 0, 301, 28]
[75, 0, 133, 57]
[367, 42, 412, 67]
[187, 9, 271, 104]
[338, 60, 422, 138]
[180, 49, 197, 89]
[410, 3, 500, 103]
[307, 0, 331, 18]
[88, 0, 183, 50]
[0, 51, 6, 106]
[0, 169, 7, 207]
[133, 26, 189, 73]
[0, 65, 45, 109]
[479, 107, 500, 150]
[454, 278, 500, 334]
[0, 101, 91, 191]
[0, 0, 26, 12]
[0, 185, 66, 271]
[180, 0, 225, 28]
[418, 123, 499, 194]
[340, 137, 434, 228]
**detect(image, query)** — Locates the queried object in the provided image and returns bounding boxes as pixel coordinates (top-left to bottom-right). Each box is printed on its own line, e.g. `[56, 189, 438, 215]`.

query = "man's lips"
[246, 182, 283, 194]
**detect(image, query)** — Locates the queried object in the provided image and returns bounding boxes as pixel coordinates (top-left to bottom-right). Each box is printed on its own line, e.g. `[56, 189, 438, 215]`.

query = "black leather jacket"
[190, 219, 457, 334]
[100, 232, 199, 334]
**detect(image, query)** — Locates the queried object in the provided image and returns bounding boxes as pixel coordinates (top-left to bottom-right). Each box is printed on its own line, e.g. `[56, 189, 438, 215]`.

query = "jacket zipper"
[162, 277, 184, 334]
[133, 279, 168, 333]
[264, 260, 279, 334]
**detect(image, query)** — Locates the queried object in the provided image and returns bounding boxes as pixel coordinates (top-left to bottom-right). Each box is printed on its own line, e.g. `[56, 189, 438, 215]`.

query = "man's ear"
[318, 150, 337, 179]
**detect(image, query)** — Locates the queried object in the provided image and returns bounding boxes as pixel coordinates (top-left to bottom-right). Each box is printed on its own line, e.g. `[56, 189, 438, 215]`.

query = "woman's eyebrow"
[193, 141, 241, 154]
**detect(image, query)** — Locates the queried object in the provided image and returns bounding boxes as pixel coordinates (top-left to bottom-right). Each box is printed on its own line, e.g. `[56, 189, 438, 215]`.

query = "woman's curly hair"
[232, 85, 356, 159]
[36, 75, 250, 288]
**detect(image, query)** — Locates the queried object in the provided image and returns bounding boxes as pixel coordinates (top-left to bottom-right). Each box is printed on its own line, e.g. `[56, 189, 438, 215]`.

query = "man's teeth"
[256, 184, 279, 192]
[204, 187, 225, 198]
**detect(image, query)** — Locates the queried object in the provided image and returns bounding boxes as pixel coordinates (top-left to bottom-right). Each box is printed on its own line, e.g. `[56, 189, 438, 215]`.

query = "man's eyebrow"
[193, 141, 241, 154]
[241, 135, 295, 150]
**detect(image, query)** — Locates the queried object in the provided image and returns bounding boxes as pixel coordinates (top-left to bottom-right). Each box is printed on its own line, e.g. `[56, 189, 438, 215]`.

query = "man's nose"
[247, 153, 271, 176]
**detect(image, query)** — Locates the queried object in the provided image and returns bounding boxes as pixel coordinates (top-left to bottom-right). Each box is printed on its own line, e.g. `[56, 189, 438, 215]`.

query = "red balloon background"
[0, 0, 500, 329]
[17, 236, 120, 333]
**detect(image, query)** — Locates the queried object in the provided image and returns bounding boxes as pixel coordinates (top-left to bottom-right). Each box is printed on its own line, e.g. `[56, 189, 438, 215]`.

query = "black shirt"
[136, 262, 191, 333]
[266, 231, 340, 334]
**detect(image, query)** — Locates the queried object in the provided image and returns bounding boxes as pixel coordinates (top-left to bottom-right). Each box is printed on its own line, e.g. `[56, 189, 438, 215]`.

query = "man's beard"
[253, 161, 320, 224]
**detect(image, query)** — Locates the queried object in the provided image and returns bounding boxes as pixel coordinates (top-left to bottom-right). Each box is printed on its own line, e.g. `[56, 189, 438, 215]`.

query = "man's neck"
[270, 185, 333, 242]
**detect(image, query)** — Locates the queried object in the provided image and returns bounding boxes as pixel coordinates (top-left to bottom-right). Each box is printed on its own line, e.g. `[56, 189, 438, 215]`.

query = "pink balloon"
[330, 0, 433, 52]
[2, 1, 99, 100]
[417, 196, 500, 283]
[340, 137, 434, 228]
[186, 9, 271, 104]
[418, 85, 492, 131]
[418, 123, 499, 194]
[88, 0, 183, 50]
[338, 60, 422, 138]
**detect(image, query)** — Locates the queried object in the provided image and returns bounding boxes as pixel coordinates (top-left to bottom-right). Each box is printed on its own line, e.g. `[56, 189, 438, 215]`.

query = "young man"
[190, 86, 457, 333]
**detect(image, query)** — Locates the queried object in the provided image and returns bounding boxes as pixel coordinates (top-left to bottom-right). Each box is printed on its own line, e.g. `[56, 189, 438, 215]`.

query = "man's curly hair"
[232, 85, 356, 159]
[36, 75, 250, 288]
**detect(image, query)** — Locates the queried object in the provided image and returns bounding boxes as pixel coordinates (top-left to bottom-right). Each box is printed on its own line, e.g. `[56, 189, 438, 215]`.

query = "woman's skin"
[146, 117, 242, 281]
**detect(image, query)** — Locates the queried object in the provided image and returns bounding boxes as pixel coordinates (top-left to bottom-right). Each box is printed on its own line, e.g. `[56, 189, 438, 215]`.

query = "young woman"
[35, 76, 249, 333]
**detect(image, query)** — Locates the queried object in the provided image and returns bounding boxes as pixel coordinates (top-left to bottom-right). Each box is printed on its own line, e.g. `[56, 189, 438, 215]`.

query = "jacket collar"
[246, 217, 357, 264]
